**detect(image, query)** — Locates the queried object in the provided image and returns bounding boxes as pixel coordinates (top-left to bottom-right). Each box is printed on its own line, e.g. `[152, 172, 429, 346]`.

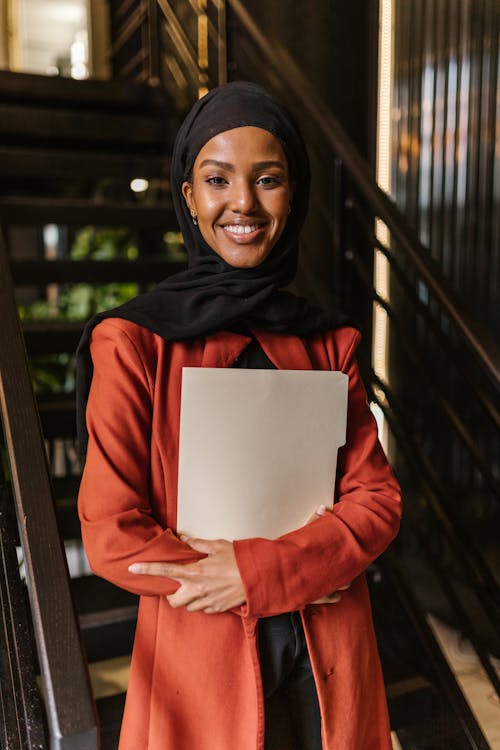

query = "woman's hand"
[307, 505, 351, 605]
[128, 536, 246, 614]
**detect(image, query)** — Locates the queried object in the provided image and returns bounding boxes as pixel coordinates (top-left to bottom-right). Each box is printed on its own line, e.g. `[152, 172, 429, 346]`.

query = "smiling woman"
[76, 81, 401, 750]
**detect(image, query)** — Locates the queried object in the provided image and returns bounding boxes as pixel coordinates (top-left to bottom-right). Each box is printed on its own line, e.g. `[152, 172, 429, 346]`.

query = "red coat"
[78, 318, 401, 749]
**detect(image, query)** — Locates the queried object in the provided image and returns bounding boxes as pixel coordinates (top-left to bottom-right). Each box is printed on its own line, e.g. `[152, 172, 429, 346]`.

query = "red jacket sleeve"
[233, 332, 402, 618]
[78, 320, 201, 597]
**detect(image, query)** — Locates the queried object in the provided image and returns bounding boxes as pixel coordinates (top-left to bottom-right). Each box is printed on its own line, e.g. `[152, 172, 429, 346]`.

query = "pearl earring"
[190, 209, 198, 226]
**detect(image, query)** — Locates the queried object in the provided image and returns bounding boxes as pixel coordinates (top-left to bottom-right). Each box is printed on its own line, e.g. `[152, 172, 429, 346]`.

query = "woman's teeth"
[223, 224, 260, 234]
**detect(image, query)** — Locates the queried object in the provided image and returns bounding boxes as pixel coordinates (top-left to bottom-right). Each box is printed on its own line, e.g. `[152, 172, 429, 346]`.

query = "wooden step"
[0, 104, 167, 148]
[52, 476, 82, 501]
[38, 395, 76, 439]
[0, 146, 170, 179]
[369, 561, 489, 745]
[55, 495, 82, 540]
[15, 258, 184, 286]
[52, 477, 81, 539]
[0, 70, 168, 115]
[0, 197, 177, 228]
[24, 321, 84, 354]
[71, 575, 138, 663]
[96, 693, 126, 750]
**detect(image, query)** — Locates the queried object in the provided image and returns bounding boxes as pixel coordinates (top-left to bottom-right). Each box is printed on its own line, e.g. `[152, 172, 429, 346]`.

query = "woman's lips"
[221, 223, 265, 242]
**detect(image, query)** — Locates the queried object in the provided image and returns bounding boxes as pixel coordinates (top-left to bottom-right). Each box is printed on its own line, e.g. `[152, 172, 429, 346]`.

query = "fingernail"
[315, 505, 326, 516]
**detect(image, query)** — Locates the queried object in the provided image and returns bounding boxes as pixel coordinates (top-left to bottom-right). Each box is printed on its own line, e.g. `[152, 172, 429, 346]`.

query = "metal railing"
[111, 0, 227, 109]
[0, 230, 98, 749]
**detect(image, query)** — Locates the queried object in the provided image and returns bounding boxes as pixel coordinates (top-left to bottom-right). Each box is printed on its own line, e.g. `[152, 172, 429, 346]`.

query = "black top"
[232, 338, 276, 370]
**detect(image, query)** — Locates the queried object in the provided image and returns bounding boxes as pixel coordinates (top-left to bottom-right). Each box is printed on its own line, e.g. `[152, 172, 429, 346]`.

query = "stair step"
[0, 104, 167, 148]
[53, 477, 81, 539]
[96, 693, 126, 750]
[15, 258, 184, 286]
[0, 70, 168, 115]
[52, 476, 82, 500]
[0, 146, 170, 179]
[385, 676, 437, 733]
[38, 395, 76, 438]
[55, 495, 82, 540]
[24, 321, 84, 355]
[1, 197, 176, 227]
[71, 575, 138, 662]
[368, 562, 489, 745]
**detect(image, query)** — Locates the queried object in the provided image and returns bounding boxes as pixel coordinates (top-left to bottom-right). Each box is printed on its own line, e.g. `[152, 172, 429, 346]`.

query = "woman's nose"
[228, 179, 257, 213]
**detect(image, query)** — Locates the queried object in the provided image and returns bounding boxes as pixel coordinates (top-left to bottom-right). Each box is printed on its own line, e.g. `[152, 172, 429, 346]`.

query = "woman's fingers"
[179, 535, 225, 555]
[311, 582, 351, 605]
[130, 539, 246, 613]
[312, 592, 342, 604]
[128, 561, 194, 579]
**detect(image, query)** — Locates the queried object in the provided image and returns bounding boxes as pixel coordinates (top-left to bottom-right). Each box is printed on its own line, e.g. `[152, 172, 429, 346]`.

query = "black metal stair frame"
[0, 229, 98, 748]
[0, 480, 47, 750]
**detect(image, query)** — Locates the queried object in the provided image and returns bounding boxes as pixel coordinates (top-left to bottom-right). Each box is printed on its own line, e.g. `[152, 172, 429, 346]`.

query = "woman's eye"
[206, 176, 226, 185]
[257, 176, 280, 187]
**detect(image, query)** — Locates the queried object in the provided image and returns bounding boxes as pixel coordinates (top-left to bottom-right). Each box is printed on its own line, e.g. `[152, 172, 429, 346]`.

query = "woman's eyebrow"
[252, 160, 286, 171]
[197, 159, 286, 171]
[198, 159, 235, 171]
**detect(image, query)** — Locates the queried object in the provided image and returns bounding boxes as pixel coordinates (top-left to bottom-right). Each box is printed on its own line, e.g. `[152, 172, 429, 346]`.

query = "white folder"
[177, 367, 348, 541]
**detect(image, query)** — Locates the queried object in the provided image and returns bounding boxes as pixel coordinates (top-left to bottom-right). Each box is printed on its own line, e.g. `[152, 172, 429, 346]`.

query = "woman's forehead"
[194, 126, 287, 167]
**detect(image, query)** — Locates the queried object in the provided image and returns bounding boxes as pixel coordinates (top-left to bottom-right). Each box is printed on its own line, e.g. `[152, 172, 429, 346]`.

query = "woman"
[77, 81, 401, 750]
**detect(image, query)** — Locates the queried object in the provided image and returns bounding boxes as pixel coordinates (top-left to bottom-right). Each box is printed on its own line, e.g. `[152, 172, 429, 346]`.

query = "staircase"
[1, 6, 499, 742]
[0, 68, 185, 748]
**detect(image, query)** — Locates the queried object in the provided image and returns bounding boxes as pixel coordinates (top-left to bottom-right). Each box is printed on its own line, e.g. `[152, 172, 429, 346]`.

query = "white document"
[177, 368, 348, 541]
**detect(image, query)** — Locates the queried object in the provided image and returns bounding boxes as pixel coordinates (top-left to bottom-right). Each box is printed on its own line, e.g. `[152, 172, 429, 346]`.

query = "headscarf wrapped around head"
[171, 80, 309, 290]
[76, 81, 344, 454]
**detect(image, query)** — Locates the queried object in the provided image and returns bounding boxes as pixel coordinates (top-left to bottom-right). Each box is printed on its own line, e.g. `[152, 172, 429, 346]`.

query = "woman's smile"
[182, 126, 293, 268]
[221, 222, 264, 239]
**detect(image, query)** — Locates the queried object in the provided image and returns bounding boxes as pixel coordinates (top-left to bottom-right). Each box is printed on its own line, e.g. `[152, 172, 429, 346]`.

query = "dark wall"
[227, 1, 379, 327]
[388, 0, 499, 597]
[391, 0, 499, 340]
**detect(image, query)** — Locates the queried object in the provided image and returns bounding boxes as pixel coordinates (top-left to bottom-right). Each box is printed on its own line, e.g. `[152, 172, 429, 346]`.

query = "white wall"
[17, 0, 88, 75]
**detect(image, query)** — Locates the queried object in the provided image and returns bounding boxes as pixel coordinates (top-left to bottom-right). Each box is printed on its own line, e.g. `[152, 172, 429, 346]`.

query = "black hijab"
[76, 81, 345, 454]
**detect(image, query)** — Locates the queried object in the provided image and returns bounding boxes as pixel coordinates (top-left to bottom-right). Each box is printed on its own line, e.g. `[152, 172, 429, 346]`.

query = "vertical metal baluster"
[148, 0, 161, 85]
[216, 0, 227, 85]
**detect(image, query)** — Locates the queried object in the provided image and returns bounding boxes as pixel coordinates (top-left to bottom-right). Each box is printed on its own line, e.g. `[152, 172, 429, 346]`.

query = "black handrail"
[349, 251, 500, 499]
[347, 196, 500, 432]
[227, 0, 500, 392]
[0, 480, 47, 749]
[0, 230, 98, 749]
[360, 360, 500, 631]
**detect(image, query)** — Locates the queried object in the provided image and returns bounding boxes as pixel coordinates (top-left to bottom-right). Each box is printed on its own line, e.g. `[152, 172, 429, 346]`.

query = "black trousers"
[258, 612, 322, 750]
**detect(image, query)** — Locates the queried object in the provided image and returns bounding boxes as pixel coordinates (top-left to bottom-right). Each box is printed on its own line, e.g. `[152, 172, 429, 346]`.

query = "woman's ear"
[181, 181, 194, 213]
